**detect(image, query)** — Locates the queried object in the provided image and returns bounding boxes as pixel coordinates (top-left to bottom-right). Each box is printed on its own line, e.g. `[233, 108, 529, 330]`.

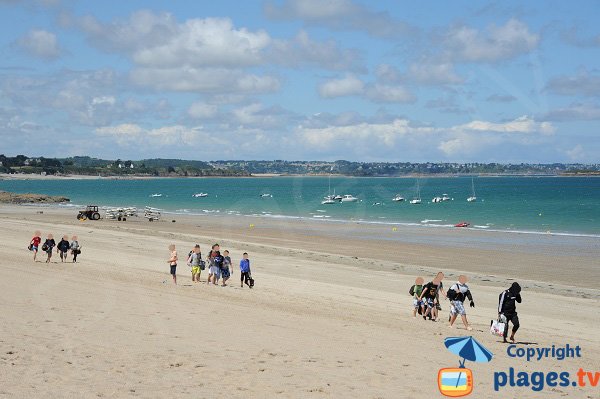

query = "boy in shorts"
[167, 244, 178, 285]
[188, 245, 202, 283]
[221, 250, 232, 286]
[412, 277, 425, 318]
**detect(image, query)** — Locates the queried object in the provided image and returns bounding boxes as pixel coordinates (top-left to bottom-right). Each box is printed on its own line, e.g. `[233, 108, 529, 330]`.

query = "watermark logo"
[439, 336, 493, 397]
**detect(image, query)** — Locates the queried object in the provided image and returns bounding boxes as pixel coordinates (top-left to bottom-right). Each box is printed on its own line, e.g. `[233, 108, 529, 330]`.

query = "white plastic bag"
[490, 318, 506, 337]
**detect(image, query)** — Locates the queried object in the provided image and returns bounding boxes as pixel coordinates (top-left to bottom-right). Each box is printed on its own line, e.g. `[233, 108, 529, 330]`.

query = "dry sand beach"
[1, 205, 599, 398]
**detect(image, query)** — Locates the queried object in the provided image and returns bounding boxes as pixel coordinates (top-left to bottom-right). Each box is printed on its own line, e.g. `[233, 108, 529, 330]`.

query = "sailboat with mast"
[410, 179, 422, 204]
[467, 177, 477, 202]
[321, 174, 337, 205]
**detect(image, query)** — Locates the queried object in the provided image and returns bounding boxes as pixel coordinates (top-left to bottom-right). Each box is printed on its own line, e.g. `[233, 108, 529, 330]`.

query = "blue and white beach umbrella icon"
[444, 336, 493, 366]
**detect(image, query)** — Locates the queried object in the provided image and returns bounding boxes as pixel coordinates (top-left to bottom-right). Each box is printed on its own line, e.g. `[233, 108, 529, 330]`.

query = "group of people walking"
[166, 243, 253, 288]
[410, 272, 522, 343]
[29, 231, 81, 263]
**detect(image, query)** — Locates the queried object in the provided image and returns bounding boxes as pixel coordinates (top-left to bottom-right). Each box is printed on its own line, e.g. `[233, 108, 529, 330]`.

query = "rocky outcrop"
[0, 191, 70, 204]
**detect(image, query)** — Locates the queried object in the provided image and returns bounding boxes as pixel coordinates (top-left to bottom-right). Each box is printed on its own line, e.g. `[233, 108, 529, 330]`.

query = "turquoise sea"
[1, 176, 599, 236]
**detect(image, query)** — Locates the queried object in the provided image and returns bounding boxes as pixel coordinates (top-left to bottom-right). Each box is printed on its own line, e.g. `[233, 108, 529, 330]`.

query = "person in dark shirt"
[498, 282, 522, 343]
[419, 272, 444, 321]
[43, 234, 56, 263]
[57, 236, 70, 263]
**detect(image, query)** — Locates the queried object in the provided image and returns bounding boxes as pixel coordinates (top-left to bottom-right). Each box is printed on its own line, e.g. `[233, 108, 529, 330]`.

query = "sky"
[0, 0, 599, 163]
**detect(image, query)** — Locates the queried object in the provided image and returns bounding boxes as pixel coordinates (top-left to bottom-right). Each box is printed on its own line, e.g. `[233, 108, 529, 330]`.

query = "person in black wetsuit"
[498, 282, 522, 343]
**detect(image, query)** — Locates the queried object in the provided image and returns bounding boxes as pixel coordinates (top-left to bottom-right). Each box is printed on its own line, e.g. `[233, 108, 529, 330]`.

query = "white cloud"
[543, 103, 600, 121]
[455, 115, 554, 135]
[95, 123, 199, 146]
[17, 29, 62, 60]
[264, 0, 414, 38]
[187, 102, 218, 119]
[318, 74, 364, 98]
[545, 69, 600, 97]
[130, 67, 280, 93]
[407, 62, 463, 85]
[296, 115, 554, 159]
[444, 19, 539, 62]
[365, 84, 415, 103]
[269, 30, 363, 71]
[566, 144, 585, 161]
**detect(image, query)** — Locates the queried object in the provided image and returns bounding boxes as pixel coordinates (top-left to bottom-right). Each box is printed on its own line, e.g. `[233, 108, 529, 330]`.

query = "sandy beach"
[1, 205, 599, 398]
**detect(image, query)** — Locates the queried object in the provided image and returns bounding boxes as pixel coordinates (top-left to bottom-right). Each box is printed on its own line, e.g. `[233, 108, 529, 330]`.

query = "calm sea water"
[1, 176, 599, 236]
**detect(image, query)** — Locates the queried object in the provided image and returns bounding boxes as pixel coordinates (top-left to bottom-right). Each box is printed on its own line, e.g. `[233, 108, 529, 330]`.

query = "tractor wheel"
[91, 212, 100, 220]
[122, 217, 127, 222]
[117, 216, 122, 221]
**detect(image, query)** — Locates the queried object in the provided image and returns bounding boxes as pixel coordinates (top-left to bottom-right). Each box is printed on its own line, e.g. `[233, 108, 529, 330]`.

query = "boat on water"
[392, 194, 405, 202]
[467, 177, 477, 202]
[442, 194, 451, 201]
[432, 196, 443, 203]
[410, 179, 422, 204]
[321, 174, 341, 204]
[192, 193, 208, 198]
[454, 222, 470, 228]
[260, 193, 273, 198]
[341, 194, 358, 203]
[150, 193, 162, 197]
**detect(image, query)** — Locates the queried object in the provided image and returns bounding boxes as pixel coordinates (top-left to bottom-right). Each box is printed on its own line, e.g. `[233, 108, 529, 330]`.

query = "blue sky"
[0, 0, 599, 163]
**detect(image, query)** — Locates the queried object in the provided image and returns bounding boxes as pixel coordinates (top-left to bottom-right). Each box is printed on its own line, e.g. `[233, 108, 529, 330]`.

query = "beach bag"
[199, 259, 206, 270]
[490, 316, 506, 337]
[248, 275, 255, 288]
[28, 244, 33, 251]
[42, 243, 48, 252]
[409, 285, 415, 296]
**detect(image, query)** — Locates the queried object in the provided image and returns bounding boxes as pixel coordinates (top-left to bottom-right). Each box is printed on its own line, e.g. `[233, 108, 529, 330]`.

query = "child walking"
[411, 277, 425, 318]
[239, 252, 252, 288]
[167, 244, 178, 285]
[30, 230, 42, 262]
[187, 244, 202, 283]
[221, 250, 232, 286]
[70, 235, 80, 263]
[43, 234, 56, 263]
[57, 235, 70, 262]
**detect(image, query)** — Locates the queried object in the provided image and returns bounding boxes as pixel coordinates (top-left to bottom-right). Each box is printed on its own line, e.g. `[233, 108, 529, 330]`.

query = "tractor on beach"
[77, 205, 101, 220]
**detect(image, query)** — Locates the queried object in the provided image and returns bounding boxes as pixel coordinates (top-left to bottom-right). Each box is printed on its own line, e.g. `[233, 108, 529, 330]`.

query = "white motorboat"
[432, 196, 443, 203]
[392, 194, 405, 202]
[260, 193, 273, 198]
[442, 194, 451, 201]
[341, 194, 358, 203]
[321, 198, 337, 205]
[150, 193, 162, 197]
[467, 177, 477, 202]
[192, 193, 208, 198]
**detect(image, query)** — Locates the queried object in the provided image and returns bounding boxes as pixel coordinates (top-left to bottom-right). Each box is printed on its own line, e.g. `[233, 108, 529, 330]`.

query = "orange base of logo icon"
[438, 367, 474, 397]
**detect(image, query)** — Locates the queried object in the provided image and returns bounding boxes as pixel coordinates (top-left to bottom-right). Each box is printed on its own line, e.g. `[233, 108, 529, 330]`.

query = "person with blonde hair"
[167, 244, 178, 285]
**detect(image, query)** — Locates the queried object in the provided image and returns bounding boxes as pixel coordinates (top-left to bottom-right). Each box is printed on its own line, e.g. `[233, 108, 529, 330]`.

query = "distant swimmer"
[498, 282, 522, 343]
